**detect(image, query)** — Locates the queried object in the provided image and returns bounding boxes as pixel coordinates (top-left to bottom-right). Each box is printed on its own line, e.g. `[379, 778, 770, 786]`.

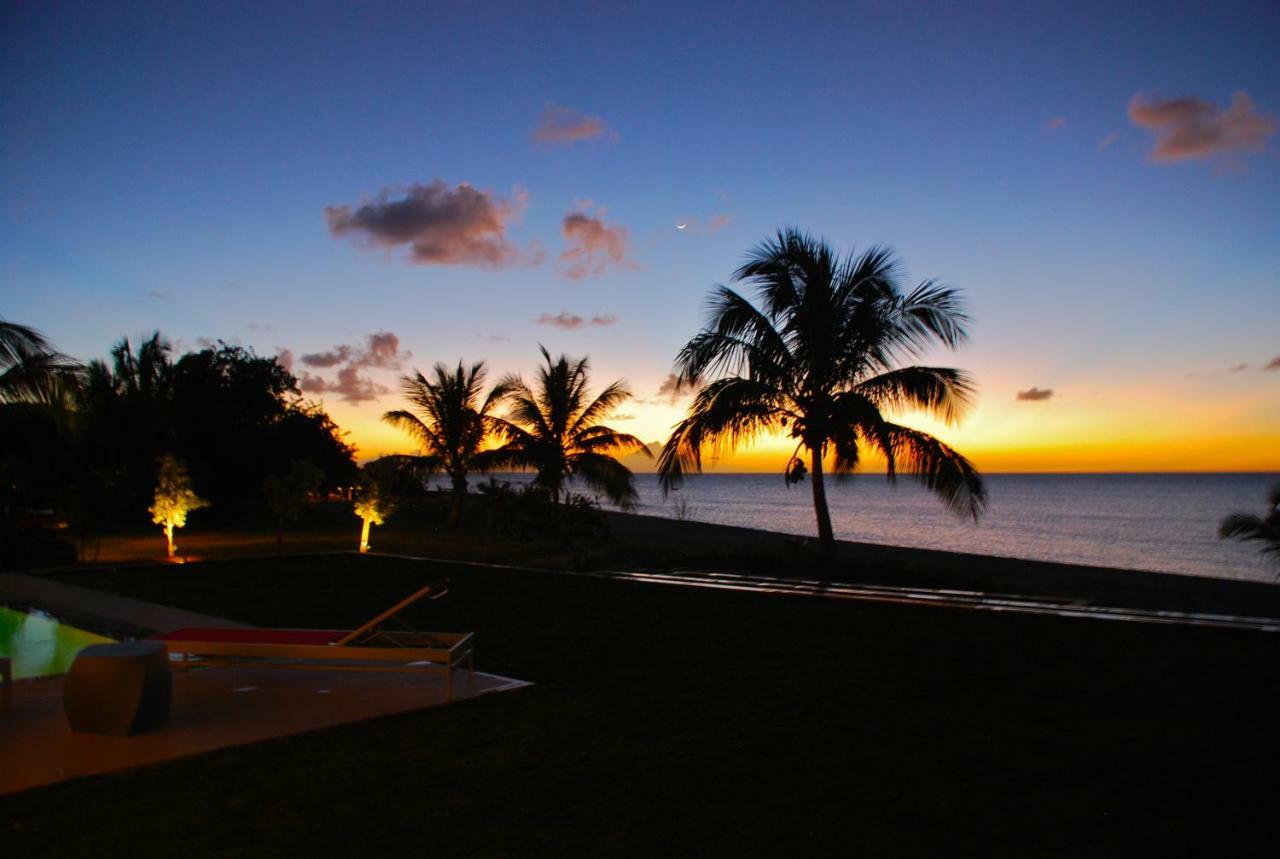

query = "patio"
[0, 660, 527, 795]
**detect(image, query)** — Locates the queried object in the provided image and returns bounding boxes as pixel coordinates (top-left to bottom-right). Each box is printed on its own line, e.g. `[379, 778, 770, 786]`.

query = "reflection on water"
[0, 605, 113, 680]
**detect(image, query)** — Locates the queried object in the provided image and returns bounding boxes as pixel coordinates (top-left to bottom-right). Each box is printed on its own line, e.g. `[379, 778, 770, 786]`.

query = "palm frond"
[881, 423, 987, 519]
[853, 366, 977, 424]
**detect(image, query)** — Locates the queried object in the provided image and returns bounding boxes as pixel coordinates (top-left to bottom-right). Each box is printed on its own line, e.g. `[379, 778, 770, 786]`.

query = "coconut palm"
[383, 361, 509, 528]
[659, 228, 986, 550]
[490, 347, 650, 509]
[0, 319, 81, 406]
[1219, 482, 1280, 574]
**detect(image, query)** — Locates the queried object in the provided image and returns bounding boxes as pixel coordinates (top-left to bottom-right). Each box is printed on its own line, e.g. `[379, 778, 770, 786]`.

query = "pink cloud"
[1097, 131, 1120, 152]
[558, 205, 636, 279]
[1044, 116, 1067, 131]
[537, 311, 584, 330]
[326, 180, 532, 267]
[294, 332, 411, 403]
[536, 311, 620, 330]
[1128, 92, 1276, 162]
[1016, 387, 1054, 402]
[1264, 356, 1280, 372]
[532, 104, 616, 145]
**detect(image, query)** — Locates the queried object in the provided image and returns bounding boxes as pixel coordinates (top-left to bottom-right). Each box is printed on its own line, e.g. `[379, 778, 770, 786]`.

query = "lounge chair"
[152, 581, 475, 699]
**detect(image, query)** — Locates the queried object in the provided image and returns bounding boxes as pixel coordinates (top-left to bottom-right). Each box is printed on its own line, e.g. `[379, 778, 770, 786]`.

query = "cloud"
[1097, 131, 1120, 152]
[276, 348, 294, 373]
[146, 290, 168, 300]
[1228, 363, 1248, 373]
[536, 311, 619, 330]
[1127, 91, 1276, 162]
[1016, 387, 1054, 402]
[1265, 356, 1280, 371]
[656, 373, 695, 403]
[611, 413, 636, 421]
[326, 179, 532, 267]
[537, 311, 584, 330]
[1044, 116, 1067, 131]
[532, 103, 616, 145]
[559, 205, 636, 279]
[300, 345, 353, 368]
[299, 366, 390, 403]
[293, 332, 410, 403]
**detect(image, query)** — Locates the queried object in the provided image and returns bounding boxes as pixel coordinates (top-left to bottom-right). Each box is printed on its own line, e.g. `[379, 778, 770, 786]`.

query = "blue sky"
[3, 1, 1278, 468]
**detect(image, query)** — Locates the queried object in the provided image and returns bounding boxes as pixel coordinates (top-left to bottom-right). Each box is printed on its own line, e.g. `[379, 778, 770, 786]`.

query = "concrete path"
[0, 573, 248, 634]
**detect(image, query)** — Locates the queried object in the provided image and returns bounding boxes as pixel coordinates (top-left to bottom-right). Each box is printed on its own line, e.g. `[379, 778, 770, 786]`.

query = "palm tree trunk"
[449, 474, 466, 529]
[809, 445, 834, 550]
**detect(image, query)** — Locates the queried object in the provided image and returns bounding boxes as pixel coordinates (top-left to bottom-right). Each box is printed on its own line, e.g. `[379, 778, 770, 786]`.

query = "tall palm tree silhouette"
[659, 228, 986, 550]
[383, 361, 509, 528]
[490, 347, 649, 509]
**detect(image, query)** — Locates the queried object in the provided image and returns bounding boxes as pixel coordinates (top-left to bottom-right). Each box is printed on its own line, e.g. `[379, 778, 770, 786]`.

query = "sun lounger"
[152, 581, 475, 699]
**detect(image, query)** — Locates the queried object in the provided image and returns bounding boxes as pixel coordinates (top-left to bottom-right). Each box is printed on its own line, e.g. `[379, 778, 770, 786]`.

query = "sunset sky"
[3, 1, 1277, 472]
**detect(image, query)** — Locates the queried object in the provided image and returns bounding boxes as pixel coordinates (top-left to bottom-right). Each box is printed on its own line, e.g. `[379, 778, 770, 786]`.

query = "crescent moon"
[676, 223, 687, 230]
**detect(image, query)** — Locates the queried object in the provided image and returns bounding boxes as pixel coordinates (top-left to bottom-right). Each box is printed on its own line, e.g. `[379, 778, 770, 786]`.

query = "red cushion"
[155, 627, 344, 646]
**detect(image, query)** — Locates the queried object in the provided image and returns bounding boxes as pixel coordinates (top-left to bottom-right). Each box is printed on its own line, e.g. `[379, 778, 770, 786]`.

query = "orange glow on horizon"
[319, 374, 1280, 475]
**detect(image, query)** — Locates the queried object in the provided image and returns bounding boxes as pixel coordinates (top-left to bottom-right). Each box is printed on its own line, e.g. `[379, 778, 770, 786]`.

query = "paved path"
[0, 572, 249, 634]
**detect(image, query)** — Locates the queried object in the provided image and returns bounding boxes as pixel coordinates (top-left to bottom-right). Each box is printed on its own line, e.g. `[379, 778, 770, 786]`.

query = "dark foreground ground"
[3, 553, 1278, 857]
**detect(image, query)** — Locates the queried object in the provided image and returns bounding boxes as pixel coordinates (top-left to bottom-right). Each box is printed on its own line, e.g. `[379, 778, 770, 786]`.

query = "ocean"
[481, 472, 1279, 583]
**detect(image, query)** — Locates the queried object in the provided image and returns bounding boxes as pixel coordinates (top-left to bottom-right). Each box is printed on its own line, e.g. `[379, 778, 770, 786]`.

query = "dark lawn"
[4, 553, 1278, 857]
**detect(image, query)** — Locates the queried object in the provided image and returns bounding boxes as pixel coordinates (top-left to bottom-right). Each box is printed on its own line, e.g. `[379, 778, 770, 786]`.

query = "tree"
[353, 478, 396, 553]
[262, 459, 322, 555]
[1219, 482, 1280, 576]
[382, 361, 509, 528]
[490, 347, 649, 509]
[171, 343, 355, 514]
[149, 454, 208, 559]
[0, 319, 81, 407]
[659, 228, 986, 551]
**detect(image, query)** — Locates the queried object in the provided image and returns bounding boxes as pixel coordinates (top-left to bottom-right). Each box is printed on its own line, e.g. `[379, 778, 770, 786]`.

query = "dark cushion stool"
[63, 641, 172, 736]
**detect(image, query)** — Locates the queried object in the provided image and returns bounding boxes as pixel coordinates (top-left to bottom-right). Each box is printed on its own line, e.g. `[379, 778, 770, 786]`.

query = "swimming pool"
[0, 604, 114, 680]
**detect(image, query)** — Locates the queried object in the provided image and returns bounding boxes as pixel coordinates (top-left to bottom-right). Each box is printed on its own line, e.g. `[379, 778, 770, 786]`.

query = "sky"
[2, 1, 1278, 472]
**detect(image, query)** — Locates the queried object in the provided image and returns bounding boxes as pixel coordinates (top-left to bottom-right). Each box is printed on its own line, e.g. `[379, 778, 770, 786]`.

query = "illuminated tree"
[353, 480, 396, 553]
[659, 228, 985, 552]
[148, 454, 208, 559]
[262, 459, 322, 555]
[489, 347, 650, 509]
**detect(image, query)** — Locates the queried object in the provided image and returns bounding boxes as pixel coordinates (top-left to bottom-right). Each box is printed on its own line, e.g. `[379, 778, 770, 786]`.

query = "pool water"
[0, 604, 114, 680]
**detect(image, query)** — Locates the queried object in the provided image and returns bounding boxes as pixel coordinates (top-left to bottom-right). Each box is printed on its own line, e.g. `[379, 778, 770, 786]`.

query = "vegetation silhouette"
[489, 347, 649, 509]
[263, 459, 323, 555]
[659, 228, 986, 551]
[1219, 482, 1280, 577]
[383, 361, 510, 528]
[0, 319, 82, 407]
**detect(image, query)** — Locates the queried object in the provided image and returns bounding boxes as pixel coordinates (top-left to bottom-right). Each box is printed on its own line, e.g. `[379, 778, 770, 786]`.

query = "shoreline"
[601, 509, 1280, 619]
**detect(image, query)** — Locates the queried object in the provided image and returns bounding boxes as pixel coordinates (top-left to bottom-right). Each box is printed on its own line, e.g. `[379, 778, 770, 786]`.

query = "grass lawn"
[4, 553, 1278, 857]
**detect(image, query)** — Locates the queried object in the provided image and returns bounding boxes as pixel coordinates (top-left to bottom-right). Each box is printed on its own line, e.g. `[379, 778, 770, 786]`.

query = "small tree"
[262, 459, 322, 555]
[353, 479, 396, 553]
[149, 454, 208, 559]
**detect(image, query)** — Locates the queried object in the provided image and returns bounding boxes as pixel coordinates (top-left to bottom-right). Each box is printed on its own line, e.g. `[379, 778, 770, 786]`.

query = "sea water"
[479, 472, 1278, 583]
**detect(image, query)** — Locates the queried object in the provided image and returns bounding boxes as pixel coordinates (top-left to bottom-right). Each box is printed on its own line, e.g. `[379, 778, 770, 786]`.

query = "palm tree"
[658, 228, 986, 551]
[0, 319, 81, 406]
[1219, 482, 1280, 575]
[490, 347, 650, 509]
[383, 361, 509, 528]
